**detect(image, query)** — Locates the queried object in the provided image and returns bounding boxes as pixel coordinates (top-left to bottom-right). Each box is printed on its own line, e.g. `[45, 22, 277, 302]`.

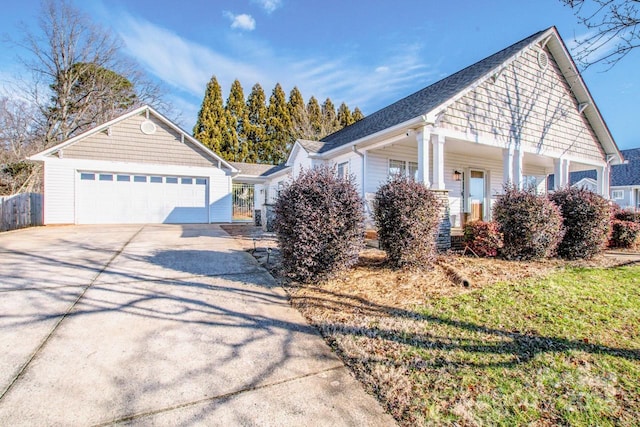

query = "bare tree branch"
[562, 0, 640, 70]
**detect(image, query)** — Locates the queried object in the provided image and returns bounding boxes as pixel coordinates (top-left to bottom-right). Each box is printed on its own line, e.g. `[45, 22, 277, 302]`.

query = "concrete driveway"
[0, 224, 394, 426]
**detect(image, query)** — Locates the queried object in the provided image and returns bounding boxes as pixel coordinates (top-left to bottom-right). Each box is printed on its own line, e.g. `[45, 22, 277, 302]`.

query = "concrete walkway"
[0, 224, 394, 426]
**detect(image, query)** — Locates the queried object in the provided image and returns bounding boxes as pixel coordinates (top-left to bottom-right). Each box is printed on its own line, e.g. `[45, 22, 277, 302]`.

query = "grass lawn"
[288, 257, 640, 426]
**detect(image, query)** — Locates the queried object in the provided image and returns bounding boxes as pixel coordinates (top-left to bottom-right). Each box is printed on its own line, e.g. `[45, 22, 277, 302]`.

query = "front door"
[469, 170, 485, 222]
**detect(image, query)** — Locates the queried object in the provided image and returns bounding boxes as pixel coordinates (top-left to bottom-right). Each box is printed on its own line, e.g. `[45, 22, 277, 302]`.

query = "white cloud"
[567, 30, 623, 66]
[252, 0, 282, 13]
[224, 12, 256, 31]
[116, 15, 438, 128]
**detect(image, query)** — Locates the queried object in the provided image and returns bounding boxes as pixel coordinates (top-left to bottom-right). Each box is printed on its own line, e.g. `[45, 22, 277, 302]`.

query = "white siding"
[43, 161, 75, 224]
[42, 158, 232, 224]
[330, 152, 363, 192]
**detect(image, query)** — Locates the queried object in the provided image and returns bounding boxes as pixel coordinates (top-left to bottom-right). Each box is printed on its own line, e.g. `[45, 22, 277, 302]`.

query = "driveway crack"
[0, 225, 145, 401]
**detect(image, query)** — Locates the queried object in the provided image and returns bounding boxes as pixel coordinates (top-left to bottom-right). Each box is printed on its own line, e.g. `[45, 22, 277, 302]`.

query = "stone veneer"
[432, 190, 451, 251]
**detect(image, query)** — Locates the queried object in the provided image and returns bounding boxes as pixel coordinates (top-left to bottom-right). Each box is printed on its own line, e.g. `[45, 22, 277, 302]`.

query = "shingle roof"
[611, 148, 640, 186]
[570, 170, 597, 185]
[297, 139, 326, 154]
[229, 162, 288, 177]
[318, 28, 549, 153]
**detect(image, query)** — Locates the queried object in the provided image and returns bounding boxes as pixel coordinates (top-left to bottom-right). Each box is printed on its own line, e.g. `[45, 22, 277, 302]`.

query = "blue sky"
[1, 0, 638, 150]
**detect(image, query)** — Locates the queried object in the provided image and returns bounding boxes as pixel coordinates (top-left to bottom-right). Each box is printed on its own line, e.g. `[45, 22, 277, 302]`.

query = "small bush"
[463, 221, 503, 257]
[610, 220, 640, 248]
[274, 165, 364, 282]
[374, 175, 441, 268]
[549, 187, 611, 259]
[612, 205, 640, 223]
[493, 185, 564, 260]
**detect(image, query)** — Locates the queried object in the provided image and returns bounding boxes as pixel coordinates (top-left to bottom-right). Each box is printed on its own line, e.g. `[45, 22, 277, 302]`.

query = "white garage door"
[76, 172, 209, 224]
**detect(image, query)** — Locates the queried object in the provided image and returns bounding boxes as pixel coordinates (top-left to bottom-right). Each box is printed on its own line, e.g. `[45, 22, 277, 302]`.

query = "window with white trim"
[389, 159, 419, 180]
[612, 190, 624, 200]
[337, 161, 349, 179]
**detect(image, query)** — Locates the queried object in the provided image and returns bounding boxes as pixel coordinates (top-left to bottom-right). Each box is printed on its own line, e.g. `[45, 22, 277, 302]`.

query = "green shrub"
[274, 165, 364, 282]
[374, 175, 441, 268]
[463, 221, 503, 257]
[493, 185, 564, 260]
[549, 187, 611, 259]
[610, 220, 640, 248]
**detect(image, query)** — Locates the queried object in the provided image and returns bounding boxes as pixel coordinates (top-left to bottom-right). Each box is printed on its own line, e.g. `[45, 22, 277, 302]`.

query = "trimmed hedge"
[374, 175, 441, 269]
[493, 185, 564, 260]
[549, 187, 611, 259]
[610, 220, 640, 248]
[274, 165, 364, 282]
[463, 221, 503, 257]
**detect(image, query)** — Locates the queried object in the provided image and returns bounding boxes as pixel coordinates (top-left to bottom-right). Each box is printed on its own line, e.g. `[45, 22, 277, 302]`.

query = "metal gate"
[232, 183, 254, 221]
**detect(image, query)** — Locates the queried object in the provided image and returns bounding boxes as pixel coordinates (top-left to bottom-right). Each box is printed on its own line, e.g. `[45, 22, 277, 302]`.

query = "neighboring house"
[261, 26, 623, 235]
[569, 148, 640, 211]
[31, 26, 624, 234]
[29, 106, 238, 224]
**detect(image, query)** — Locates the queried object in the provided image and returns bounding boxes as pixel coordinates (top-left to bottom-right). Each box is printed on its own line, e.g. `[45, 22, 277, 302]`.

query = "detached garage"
[30, 106, 237, 224]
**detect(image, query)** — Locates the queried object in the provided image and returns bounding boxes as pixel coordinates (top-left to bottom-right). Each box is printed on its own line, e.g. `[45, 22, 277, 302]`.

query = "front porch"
[359, 125, 610, 249]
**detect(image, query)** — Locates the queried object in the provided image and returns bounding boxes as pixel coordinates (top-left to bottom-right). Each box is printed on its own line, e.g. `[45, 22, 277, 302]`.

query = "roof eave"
[317, 114, 431, 158]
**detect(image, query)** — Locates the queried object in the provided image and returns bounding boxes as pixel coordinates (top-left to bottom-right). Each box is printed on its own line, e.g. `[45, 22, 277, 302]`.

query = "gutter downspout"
[352, 145, 365, 200]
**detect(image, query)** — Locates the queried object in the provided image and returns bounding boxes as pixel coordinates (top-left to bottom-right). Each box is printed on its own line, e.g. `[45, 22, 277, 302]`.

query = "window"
[134, 176, 146, 183]
[99, 174, 113, 181]
[389, 159, 419, 179]
[337, 161, 349, 179]
[408, 162, 419, 181]
[150, 176, 163, 183]
[117, 175, 130, 182]
[612, 190, 624, 200]
[166, 177, 178, 184]
[523, 176, 539, 191]
[181, 177, 193, 185]
[195, 178, 207, 185]
[80, 173, 95, 180]
[388, 159, 406, 177]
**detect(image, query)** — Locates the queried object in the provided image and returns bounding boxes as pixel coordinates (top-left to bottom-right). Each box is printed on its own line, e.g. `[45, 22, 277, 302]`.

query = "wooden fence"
[0, 193, 43, 232]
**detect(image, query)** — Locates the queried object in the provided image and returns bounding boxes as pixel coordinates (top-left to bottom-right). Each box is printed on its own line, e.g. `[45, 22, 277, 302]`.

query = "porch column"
[562, 159, 571, 189]
[503, 147, 514, 185]
[416, 127, 431, 187]
[602, 164, 610, 198]
[513, 149, 524, 190]
[596, 166, 604, 196]
[431, 133, 445, 190]
[553, 158, 562, 190]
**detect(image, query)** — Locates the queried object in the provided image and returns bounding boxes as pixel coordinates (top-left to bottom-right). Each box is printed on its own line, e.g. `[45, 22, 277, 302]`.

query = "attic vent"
[140, 120, 157, 135]
[537, 50, 549, 70]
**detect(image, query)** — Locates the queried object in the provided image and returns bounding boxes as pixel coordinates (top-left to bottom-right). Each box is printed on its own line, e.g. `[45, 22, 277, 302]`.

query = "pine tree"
[337, 102, 354, 128]
[288, 86, 312, 140]
[221, 79, 248, 162]
[193, 76, 227, 153]
[265, 83, 292, 164]
[352, 107, 364, 122]
[321, 98, 338, 137]
[306, 96, 322, 138]
[244, 83, 267, 163]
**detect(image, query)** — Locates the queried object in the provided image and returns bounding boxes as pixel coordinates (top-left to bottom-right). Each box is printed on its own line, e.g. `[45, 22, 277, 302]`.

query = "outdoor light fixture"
[453, 170, 462, 182]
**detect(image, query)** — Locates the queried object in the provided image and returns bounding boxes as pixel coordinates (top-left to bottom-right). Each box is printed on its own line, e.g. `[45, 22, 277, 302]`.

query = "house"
[29, 106, 238, 224]
[569, 148, 640, 211]
[258, 26, 624, 245]
[31, 26, 624, 237]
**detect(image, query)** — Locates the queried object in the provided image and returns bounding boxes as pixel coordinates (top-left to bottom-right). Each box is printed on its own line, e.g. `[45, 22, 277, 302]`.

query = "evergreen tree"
[306, 96, 322, 138]
[352, 107, 365, 122]
[337, 102, 354, 128]
[265, 83, 292, 164]
[193, 76, 227, 153]
[244, 83, 267, 163]
[321, 97, 338, 136]
[288, 86, 315, 140]
[221, 79, 248, 162]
